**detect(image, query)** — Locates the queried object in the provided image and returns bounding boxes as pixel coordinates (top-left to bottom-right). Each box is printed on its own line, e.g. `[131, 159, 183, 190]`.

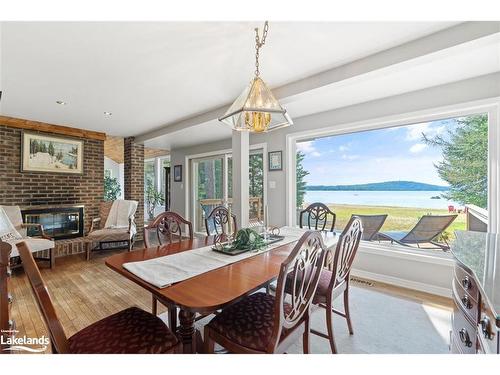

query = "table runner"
[123, 226, 337, 288]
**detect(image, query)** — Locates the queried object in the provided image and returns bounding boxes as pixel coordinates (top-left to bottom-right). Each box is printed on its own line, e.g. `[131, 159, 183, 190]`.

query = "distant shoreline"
[304, 202, 458, 210]
[305, 180, 449, 192]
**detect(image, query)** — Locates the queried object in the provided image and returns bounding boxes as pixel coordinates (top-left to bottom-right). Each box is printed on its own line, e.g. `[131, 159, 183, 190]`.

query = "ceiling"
[0, 21, 460, 140]
[104, 136, 169, 163]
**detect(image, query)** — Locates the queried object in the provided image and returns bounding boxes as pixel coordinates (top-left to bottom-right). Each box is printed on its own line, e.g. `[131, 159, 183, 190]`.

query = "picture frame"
[21, 132, 84, 174]
[268, 150, 283, 171]
[173, 164, 183, 182]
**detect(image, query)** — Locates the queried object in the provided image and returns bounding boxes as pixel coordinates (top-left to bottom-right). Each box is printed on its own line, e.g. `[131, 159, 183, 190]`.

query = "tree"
[145, 177, 165, 220]
[423, 114, 487, 208]
[296, 151, 309, 208]
[48, 141, 55, 157]
[249, 154, 263, 198]
[104, 175, 121, 201]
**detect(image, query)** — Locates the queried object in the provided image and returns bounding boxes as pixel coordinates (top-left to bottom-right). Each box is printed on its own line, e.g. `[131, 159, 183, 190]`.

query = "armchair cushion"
[86, 227, 133, 242]
[8, 238, 55, 258]
[0, 206, 23, 242]
[102, 200, 138, 237]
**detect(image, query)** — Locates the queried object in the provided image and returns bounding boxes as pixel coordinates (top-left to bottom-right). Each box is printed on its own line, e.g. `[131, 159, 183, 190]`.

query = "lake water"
[303, 190, 461, 209]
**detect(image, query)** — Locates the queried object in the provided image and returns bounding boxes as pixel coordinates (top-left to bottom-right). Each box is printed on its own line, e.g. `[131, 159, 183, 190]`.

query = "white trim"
[286, 97, 500, 232]
[351, 269, 452, 298]
[358, 242, 455, 266]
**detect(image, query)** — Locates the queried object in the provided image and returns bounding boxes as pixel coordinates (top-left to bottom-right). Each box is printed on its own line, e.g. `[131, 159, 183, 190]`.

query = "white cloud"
[405, 122, 446, 141]
[409, 143, 427, 153]
[341, 154, 360, 160]
[338, 142, 352, 152]
[297, 141, 321, 157]
[297, 141, 315, 153]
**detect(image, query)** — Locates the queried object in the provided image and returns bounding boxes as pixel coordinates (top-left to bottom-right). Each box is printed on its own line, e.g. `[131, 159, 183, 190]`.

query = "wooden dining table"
[105, 231, 337, 353]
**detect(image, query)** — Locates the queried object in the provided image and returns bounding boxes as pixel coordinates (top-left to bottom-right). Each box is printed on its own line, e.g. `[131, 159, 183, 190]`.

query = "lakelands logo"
[1, 329, 49, 353]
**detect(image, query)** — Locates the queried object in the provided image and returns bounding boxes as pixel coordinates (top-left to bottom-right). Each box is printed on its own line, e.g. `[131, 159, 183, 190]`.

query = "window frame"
[286, 98, 500, 233]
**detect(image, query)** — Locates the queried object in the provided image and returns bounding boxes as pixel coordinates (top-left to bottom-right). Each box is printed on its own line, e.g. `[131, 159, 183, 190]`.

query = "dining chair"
[299, 202, 336, 232]
[309, 216, 363, 353]
[145, 211, 193, 327]
[204, 205, 237, 236]
[15, 241, 180, 354]
[144, 211, 193, 248]
[0, 240, 12, 353]
[204, 230, 328, 354]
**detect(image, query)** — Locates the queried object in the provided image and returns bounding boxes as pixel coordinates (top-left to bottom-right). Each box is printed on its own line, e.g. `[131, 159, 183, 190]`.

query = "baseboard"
[351, 268, 452, 298]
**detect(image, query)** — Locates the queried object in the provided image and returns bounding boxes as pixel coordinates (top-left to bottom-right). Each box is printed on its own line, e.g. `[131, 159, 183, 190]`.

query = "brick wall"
[0, 124, 104, 234]
[124, 137, 144, 241]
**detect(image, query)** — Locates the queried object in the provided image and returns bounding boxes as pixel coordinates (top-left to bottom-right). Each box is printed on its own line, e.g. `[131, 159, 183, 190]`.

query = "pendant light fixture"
[218, 21, 293, 133]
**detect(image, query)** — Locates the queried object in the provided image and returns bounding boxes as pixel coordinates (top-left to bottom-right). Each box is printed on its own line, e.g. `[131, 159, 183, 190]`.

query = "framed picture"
[21, 132, 84, 174]
[173, 164, 182, 182]
[268, 151, 283, 171]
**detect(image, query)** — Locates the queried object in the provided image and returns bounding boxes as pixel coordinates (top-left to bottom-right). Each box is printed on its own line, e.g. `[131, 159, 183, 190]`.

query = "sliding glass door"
[192, 156, 225, 233]
[191, 149, 265, 233]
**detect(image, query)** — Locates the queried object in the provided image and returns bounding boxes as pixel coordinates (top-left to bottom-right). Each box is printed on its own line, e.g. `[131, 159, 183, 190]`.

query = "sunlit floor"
[10, 249, 452, 354]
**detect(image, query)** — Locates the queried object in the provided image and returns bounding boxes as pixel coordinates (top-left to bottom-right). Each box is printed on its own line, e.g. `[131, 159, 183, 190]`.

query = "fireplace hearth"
[21, 205, 85, 239]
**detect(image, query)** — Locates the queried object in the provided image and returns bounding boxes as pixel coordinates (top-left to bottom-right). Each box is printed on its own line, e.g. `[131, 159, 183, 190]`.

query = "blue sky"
[297, 119, 457, 186]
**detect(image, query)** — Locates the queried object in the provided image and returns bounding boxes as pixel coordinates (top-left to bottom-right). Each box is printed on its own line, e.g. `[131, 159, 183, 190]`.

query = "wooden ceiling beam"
[0, 115, 107, 141]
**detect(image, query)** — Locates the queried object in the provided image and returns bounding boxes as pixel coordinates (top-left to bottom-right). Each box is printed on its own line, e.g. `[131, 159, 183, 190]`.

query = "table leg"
[178, 309, 196, 354]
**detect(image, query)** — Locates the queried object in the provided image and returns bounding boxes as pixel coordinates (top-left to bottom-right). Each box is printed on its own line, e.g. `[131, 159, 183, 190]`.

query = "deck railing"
[465, 204, 488, 232]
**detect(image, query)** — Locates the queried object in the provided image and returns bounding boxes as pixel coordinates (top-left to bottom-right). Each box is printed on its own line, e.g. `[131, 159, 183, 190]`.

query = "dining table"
[105, 229, 338, 354]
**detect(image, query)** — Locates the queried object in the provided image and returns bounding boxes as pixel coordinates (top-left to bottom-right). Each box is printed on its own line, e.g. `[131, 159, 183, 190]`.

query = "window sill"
[358, 240, 454, 266]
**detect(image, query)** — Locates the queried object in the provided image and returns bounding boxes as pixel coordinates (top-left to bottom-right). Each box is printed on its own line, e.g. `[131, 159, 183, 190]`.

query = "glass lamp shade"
[218, 77, 293, 132]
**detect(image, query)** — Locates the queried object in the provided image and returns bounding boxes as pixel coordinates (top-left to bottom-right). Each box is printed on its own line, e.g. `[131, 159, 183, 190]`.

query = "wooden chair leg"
[85, 242, 91, 261]
[49, 247, 55, 269]
[326, 302, 338, 354]
[344, 288, 354, 335]
[203, 326, 215, 354]
[152, 295, 158, 315]
[168, 306, 177, 331]
[303, 313, 310, 354]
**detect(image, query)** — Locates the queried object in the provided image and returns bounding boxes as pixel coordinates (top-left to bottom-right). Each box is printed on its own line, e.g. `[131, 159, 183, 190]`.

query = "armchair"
[85, 200, 138, 260]
[0, 205, 55, 268]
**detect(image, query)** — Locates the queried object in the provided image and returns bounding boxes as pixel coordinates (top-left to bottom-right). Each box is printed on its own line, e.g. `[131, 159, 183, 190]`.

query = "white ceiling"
[144, 32, 500, 150]
[0, 21, 459, 138]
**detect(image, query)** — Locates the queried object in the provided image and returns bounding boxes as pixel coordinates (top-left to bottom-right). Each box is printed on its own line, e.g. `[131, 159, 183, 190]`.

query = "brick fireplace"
[0, 124, 104, 249]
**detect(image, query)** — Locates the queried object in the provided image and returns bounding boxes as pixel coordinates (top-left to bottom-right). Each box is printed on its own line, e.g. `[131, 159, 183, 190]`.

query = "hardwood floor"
[8, 249, 452, 354]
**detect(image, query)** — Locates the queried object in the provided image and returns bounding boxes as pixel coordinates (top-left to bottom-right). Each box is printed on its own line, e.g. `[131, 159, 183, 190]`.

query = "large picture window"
[293, 112, 490, 250]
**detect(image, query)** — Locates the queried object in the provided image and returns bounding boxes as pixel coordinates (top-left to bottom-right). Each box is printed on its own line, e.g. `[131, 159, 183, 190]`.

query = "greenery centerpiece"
[214, 228, 266, 253]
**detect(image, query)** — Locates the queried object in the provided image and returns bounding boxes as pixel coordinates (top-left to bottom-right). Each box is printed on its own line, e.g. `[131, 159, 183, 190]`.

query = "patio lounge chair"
[378, 214, 457, 251]
[351, 214, 388, 241]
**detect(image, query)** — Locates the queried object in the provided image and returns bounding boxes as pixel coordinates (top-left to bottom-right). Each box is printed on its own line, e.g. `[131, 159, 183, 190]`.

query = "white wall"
[104, 156, 124, 199]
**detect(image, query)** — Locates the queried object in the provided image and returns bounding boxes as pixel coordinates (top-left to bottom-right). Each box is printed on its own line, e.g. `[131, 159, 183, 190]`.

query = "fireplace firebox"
[21, 205, 84, 239]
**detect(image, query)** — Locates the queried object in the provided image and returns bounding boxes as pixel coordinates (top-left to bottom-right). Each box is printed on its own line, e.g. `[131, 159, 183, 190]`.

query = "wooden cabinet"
[451, 261, 499, 354]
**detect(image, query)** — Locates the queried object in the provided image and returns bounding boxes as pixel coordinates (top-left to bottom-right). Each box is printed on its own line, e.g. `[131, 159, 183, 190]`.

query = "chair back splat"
[144, 212, 193, 247]
[328, 217, 363, 291]
[204, 206, 237, 236]
[271, 231, 327, 352]
[299, 203, 336, 232]
[16, 241, 70, 353]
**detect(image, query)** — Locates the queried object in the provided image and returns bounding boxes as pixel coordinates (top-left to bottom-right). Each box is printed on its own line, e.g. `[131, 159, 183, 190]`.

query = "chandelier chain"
[254, 21, 269, 77]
